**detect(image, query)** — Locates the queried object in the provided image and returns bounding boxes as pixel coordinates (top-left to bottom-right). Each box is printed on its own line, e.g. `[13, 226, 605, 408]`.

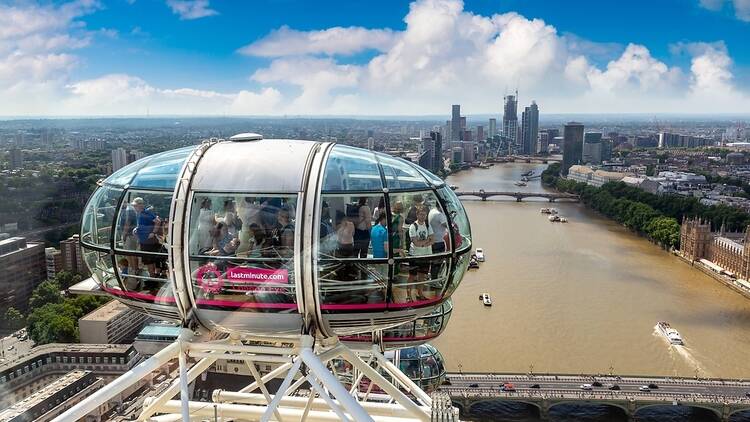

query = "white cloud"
[1, 0, 748, 116]
[62, 74, 282, 115]
[698, 0, 750, 21]
[233, 0, 750, 114]
[166, 0, 218, 20]
[239, 26, 398, 57]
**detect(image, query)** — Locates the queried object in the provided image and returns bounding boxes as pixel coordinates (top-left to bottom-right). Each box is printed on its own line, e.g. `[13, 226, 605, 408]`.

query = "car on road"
[647, 383, 659, 389]
[639, 386, 651, 392]
[469, 383, 479, 388]
[501, 383, 515, 392]
[592, 381, 603, 387]
[608, 384, 621, 391]
[529, 384, 540, 389]
[580, 384, 593, 390]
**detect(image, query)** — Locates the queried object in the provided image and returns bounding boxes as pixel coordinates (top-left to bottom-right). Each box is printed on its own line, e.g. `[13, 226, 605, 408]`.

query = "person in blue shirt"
[133, 197, 162, 277]
[370, 212, 388, 259]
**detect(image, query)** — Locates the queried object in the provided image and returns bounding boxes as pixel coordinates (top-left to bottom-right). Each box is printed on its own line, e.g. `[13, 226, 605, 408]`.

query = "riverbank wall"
[674, 252, 750, 300]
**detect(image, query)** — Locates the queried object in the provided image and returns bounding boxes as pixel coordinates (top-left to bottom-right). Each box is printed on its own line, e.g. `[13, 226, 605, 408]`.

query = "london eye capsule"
[80, 135, 471, 339]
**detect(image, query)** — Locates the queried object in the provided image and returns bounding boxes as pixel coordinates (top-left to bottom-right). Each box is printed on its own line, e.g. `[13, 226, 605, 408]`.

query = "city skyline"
[1, 0, 750, 116]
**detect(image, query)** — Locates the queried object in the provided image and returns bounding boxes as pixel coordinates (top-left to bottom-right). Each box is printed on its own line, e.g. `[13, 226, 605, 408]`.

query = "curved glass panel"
[396, 344, 446, 393]
[444, 251, 470, 298]
[414, 165, 445, 187]
[105, 156, 153, 187]
[438, 186, 472, 252]
[323, 146, 383, 192]
[188, 193, 298, 311]
[129, 146, 193, 189]
[83, 249, 119, 291]
[377, 154, 429, 190]
[390, 191, 450, 257]
[318, 262, 387, 310]
[81, 186, 122, 247]
[390, 257, 448, 306]
[115, 254, 174, 305]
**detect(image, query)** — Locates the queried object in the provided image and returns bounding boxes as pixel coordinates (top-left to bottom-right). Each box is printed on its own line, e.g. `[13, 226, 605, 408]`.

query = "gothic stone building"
[680, 217, 750, 279]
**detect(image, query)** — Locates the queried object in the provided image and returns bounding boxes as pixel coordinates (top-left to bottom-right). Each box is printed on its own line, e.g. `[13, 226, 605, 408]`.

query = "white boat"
[514, 181, 527, 187]
[540, 208, 551, 214]
[475, 248, 485, 262]
[550, 208, 559, 214]
[657, 321, 684, 345]
[481, 293, 492, 306]
[559, 217, 568, 223]
[548, 215, 560, 222]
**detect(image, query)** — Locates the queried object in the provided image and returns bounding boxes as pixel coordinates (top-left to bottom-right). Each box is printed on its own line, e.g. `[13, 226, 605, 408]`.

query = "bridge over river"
[440, 373, 750, 421]
[454, 190, 580, 202]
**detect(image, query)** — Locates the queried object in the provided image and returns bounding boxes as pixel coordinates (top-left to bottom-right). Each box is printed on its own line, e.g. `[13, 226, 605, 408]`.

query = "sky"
[1, 0, 750, 116]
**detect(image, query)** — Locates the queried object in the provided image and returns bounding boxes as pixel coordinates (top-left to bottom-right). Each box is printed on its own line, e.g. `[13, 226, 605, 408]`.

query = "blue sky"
[1, 0, 749, 115]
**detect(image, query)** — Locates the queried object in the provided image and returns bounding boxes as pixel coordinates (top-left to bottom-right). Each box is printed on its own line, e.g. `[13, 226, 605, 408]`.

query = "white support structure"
[52, 334, 454, 422]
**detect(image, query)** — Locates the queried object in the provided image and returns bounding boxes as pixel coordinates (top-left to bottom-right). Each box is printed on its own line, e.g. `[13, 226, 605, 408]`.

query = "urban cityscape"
[1, 1, 750, 421]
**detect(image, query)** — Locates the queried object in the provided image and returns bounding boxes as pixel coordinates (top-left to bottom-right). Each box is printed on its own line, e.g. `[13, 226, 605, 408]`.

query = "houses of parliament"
[680, 217, 750, 279]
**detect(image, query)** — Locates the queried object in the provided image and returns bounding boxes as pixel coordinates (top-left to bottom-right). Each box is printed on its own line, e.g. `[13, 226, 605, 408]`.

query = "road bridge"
[441, 373, 750, 421]
[454, 190, 579, 202]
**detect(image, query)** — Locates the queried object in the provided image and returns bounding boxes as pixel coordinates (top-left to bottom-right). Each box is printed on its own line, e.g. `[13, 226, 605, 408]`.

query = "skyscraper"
[562, 122, 584, 176]
[582, 132, 603, 164]
[112, 147, 128, 172]
[451, 105, 461, 142]
[8, 148, 23, 169]
[502, 93, 518, 144]
[520, 101, 539, 155]
[431, 131, 443, 173]
[0, 237, 46, 313]
[112, 148, 147, 173]
[489, 118, 497, 137]
[476, 125, 484, 141]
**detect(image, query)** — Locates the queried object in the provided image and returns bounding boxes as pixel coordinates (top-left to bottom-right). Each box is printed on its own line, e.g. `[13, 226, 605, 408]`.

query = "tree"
[54, 271, 83, 290]
[72, 296, 110, 315]
[27, 302, 82, 344]
[28, 281, 63, 311]
[4, 307, 25, 330]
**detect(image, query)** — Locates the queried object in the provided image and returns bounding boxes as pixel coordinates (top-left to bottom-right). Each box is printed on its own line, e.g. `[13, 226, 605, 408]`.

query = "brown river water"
[435, 163, 750, 380]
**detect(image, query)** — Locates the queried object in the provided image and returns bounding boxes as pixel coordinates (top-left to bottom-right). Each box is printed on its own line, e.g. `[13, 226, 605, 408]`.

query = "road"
[443, 373, 750, 402]
[0, 330, 35, 364]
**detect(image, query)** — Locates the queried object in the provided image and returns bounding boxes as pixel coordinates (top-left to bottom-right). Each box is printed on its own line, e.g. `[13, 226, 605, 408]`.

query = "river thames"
[435, 163, 750, 381]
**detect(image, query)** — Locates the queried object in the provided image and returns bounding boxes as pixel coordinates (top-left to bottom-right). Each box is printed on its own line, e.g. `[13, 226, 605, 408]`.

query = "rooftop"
[136, 323, 181, 340]
[80, 300, 127, 322]
[0, 343, 134, 373]
[0, 370, 91, 421]
[0, 237, 42, 257]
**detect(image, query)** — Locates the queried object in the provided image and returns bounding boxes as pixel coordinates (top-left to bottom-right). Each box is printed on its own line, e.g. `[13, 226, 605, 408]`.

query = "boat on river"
[514, 181, 527, 187]
[481, 293, 492, 306]
[657, 321, 684, 345]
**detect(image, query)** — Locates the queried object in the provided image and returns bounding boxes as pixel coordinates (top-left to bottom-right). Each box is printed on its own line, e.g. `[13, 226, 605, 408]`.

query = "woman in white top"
[236, 197, 261, 254]
[192, 198, 216, 254]
[217, 199, 238, 236]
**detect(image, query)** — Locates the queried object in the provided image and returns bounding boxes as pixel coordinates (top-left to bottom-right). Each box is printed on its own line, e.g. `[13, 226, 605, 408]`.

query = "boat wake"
[652, 325, 709, 377]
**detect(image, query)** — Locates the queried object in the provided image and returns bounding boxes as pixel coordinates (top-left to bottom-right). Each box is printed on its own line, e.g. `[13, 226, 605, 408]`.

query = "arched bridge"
[442, 373, 750, 421]
[454, 190, 580, 202]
